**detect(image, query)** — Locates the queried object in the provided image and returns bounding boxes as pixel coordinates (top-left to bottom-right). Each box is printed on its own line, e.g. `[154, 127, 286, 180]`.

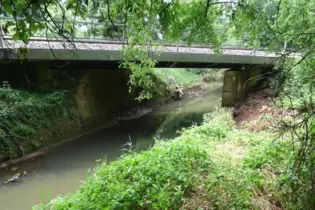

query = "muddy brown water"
[0, 85, 222, 210]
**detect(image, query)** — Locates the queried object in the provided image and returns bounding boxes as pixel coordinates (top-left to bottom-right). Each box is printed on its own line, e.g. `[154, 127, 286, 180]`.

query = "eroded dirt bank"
[233, 89, 299, 132]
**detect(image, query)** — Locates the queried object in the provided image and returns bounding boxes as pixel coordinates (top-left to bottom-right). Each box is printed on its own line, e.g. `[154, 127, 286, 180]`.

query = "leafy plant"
[35, 137, 211, 210]
[0, 88, 78, 161]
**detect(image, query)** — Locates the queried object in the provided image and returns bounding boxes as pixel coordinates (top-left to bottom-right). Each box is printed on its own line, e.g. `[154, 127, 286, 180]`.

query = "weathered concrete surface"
[0, 40, 278, 67]
[0, 63, 139, 162]
[221, 66, 269, 106]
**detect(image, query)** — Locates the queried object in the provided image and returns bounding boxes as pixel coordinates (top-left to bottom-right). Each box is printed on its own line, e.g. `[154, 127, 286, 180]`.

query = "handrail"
[0, 16, 127, 26]
[1, 35, 264, 51]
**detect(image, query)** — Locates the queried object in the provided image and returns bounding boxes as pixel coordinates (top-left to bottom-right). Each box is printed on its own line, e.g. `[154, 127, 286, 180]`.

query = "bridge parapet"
[0, 37, 276, 56]
[0, 37, 279, 67]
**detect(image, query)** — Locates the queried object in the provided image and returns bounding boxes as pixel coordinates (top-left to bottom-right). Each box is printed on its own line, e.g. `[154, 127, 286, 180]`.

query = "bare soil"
[233, 89, 299, 132]
[233, 89, 273, 124]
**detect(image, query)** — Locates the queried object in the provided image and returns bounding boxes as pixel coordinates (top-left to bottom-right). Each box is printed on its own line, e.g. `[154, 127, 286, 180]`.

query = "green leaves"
[0, 88, 71, 160]
[38, 134, 210, 209]
[15, 0, 26, 9]
[12, 32, 20, 40]
[3, 0, 13, 14]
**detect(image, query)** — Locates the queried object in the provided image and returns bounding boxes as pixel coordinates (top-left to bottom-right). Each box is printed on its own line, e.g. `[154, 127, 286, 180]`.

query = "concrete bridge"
[0, 36, 278, 67]
[0, 36, 280, 106]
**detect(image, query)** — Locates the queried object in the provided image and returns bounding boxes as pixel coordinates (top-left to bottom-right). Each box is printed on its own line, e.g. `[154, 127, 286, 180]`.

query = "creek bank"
[0, 64, 223, 173]
[35, 107, 305, 210]
[233, 89, 300, 132]
[0, 84, 222, 210]
[0, 82, 211, 170]
[0, 67, 144, 165]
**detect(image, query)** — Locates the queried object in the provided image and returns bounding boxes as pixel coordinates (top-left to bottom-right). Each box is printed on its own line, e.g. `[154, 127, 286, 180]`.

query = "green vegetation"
[154, 68, 201, 86]
[2, 0, 315, 208]
[35, 131, 211, 209]
[0, 84, 79, 161]
[34, 108, 313, 209]
[154, 68, 223, 87]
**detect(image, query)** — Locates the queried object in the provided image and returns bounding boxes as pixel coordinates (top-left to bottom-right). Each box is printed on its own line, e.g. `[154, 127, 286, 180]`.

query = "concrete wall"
[0, 62, 141, 161]
[221, 65, 269, 106]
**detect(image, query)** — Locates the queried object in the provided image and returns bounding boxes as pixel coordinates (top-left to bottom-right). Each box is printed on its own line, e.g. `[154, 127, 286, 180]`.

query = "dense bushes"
[273, 57, 315, 208]
[0, 86, 78, 161]
[34, 108, 313, 209]
[35, 137, 211, 209]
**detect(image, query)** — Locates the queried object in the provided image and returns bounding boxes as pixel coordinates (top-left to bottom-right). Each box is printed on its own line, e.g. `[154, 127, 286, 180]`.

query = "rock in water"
[4, 172, 21, 184]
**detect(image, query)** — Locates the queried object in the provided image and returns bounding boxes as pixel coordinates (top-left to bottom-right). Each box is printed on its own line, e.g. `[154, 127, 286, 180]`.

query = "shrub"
[35, 138, 211, 210]
[33, 108, 312, 210]
[179, 108, 234, 142]
[201, 73, 214, 83]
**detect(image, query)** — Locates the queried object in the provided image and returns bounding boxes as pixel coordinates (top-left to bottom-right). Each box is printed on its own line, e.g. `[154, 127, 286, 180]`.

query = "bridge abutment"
[221, 66, 267, 106]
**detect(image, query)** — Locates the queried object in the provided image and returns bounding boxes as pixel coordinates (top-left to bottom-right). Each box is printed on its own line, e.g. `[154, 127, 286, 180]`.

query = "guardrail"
[0, 35, 261, 52]
[0, 16, 256, 50]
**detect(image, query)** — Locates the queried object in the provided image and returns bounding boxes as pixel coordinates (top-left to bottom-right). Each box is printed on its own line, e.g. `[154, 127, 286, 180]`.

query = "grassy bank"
[1, 67, 207, 163]
[154, 68, 224, 87]
[0, 68, 168, 164]
[34, 108, 312, 210]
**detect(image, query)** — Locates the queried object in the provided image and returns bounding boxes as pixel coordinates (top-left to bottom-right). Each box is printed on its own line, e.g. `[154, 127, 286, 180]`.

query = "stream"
[0, 85, 222, 210]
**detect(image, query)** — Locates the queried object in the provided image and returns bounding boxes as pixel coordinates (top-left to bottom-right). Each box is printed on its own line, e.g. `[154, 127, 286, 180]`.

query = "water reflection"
[0, 85, 222, 210]
[155, 86, 222, 139]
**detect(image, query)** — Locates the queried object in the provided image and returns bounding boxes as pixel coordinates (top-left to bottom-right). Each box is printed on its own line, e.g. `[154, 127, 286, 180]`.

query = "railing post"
[0, 25, 3, 48]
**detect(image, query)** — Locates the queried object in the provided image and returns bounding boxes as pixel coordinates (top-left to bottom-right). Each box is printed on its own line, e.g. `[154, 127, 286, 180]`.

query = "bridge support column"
[221, 68, 249, 106]
[221, 65, 268, 106]
[247, 66, 262, 91]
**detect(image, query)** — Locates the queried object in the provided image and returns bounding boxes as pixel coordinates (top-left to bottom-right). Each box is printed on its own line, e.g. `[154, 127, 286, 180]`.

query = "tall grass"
[154, 68, 201, 85]
[34, 135, 211, 209]
[34, 108, 311, 210]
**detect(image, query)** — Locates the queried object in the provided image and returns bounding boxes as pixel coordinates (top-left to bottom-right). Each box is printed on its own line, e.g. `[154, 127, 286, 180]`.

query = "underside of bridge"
[2, 59, 273, 69]
[0, 59, 274, 107]
[221, 65, 274, 106]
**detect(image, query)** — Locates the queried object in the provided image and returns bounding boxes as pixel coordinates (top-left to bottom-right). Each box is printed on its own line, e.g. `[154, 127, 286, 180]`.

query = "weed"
[33, 108, 313, 210]
[35, 137, 211, 210]
[154, 68, 201, 86]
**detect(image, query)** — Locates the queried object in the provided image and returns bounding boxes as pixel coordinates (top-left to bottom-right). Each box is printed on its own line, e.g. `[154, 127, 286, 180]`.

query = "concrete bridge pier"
[221, 66, 265, 106]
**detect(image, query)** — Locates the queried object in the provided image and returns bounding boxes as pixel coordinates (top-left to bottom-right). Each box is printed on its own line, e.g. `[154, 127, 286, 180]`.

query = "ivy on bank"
[0, 85, 77, 161]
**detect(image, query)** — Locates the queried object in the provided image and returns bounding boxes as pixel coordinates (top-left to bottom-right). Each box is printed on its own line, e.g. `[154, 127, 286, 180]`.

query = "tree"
[1, 2, 315, 205]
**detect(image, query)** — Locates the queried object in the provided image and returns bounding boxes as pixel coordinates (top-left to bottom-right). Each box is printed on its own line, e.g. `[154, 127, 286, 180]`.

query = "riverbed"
[0, 85, 222, 210]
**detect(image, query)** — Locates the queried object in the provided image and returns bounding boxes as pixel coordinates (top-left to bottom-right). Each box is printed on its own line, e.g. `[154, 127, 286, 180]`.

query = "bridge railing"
[0, 35, 263, 52]
[0, 16, 295, 53]
[0, 16, 257, 51]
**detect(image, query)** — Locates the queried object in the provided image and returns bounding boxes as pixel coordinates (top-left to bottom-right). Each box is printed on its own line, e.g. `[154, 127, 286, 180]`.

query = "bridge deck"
[0, 38, 279, 67]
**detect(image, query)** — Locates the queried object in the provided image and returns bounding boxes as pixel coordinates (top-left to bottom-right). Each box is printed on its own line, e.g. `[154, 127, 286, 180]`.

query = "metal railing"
[0, 35, 258, 52]
[0, 16, 253, 50]
[0, 16, 293, 53]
